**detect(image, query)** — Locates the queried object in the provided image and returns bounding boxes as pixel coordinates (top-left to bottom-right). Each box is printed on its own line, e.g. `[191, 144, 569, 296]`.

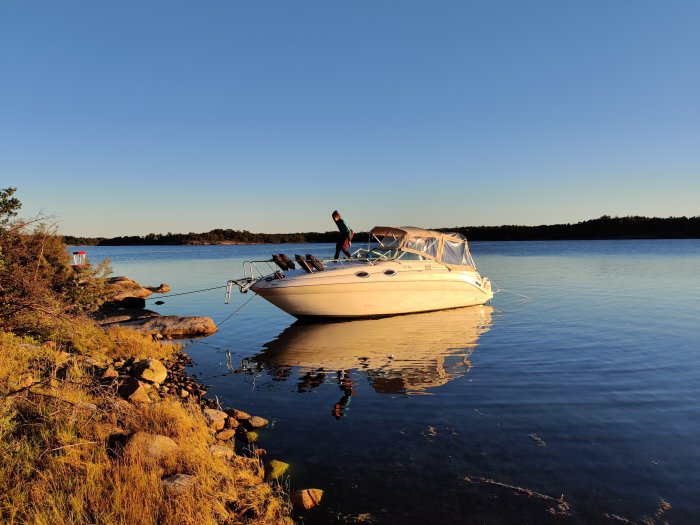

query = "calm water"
[74, 240, 700, 524]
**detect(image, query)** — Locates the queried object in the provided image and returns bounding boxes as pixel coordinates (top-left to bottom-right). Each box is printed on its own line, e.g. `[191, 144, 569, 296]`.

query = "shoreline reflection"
[250, 306, 494, 403]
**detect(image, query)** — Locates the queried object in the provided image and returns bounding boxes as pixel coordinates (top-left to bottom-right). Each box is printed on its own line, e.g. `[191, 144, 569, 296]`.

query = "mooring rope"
[215, 276, 278, 328]
[493, 287, 533, 301]
[215, 292, 260, 328]
[145, 285, 227, 301]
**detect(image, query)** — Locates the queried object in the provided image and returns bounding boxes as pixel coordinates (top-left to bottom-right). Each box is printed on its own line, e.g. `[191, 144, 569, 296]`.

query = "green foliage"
[0, 189, 112, 337]
[0, 187, 21, 227]
[444, 215, 700, 241]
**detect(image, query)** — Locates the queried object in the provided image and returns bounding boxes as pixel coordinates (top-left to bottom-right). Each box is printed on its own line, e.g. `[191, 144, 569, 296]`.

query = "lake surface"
[73, 240, 700, 524]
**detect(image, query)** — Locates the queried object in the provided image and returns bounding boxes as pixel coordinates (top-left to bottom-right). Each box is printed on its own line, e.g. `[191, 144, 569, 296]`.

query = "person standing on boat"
[332, 210, 353, 259]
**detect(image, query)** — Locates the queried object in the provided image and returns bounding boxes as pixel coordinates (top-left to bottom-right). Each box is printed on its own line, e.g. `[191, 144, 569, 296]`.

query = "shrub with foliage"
[0, 188, 111, 339]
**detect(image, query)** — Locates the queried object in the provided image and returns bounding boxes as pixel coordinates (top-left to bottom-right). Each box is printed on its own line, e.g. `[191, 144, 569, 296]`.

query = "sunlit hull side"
[250, 260, 493, 318]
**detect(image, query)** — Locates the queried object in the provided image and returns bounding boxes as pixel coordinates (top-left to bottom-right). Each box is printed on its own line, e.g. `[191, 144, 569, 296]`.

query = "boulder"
[203, 408, 228, 431]
[125, 432, 178, 462]
[107, 276, 155, 301]
[117, 377, 151, 404]
[131, 358, 168, 384]
[135, 316, 217, 338]
[291, 489, 324, 511]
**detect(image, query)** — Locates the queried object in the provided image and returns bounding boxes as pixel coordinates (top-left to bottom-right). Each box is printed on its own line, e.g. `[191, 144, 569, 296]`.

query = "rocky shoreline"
[95, 276, 323, 516]
[93, 276, 218, 338]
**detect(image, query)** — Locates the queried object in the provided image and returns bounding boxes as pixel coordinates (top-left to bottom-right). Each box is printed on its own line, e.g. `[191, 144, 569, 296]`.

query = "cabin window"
[442, 240, 469, 266]
[404, 237, 439, 258]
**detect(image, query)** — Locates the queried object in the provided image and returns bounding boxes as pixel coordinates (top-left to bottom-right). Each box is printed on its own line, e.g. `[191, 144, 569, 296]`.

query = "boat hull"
[251, 261, 493, 318]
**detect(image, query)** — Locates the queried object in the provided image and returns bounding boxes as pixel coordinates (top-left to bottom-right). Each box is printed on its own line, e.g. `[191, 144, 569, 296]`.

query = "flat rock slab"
[94, 307, 161, 326]
[135, 316, 217, 338]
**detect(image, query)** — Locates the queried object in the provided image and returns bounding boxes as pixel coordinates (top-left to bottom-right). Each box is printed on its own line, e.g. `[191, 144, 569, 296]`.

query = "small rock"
[17, 375, 34, 389]
[125, 432, 178, 462]
[216, 429, 236, 441]
[101, 367, 119, 380]
[227, 409, 251, 421]
[203, 408, 228, 431]
[291, 489, 324, 511]
[208, 444, 234, 459]
[179, 389, 189, 399]
[162, 473, 195, 494]
[131, 358, 168, 384]
[224, 417, 239, 429]
[117, 377, 151, 404]
[247, 416, 269, 429]
[265, 459, 290, 481]
[145, 283, 171, 294]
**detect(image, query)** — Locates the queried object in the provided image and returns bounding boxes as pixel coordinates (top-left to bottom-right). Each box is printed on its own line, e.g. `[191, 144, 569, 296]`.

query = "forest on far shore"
[63, 215, 700, 246]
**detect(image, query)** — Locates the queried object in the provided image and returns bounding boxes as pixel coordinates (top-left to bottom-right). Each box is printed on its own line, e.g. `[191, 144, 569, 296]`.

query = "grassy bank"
[0, 188, 292, 524]
[0, 326, 291, 524]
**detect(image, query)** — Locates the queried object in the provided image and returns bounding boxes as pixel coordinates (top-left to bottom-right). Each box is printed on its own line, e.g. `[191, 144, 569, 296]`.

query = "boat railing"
[224, 259, 279, 303]
[242, 259, 279, 280]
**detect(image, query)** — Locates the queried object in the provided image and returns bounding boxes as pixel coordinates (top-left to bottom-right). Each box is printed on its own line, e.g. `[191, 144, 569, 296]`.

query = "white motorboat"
[226, 226, 493, 319]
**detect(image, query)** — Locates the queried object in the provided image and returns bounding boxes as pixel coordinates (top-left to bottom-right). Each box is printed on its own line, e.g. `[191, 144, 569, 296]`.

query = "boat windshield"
[359, 226, 477, 269]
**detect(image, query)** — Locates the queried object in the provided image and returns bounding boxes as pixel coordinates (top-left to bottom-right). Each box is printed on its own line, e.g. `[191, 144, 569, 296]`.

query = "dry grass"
[0, 329, 292, 525]
[103, 325, 180, 361]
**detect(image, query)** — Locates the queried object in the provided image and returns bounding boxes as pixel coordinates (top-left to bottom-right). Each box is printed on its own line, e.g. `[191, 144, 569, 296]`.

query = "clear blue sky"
[2, 1, 698, 237]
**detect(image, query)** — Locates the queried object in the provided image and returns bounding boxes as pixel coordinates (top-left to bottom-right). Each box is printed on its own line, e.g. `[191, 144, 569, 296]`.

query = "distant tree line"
[63, 215, 700, 246]
[63, 229, 350, 246]
[442, 215, 700, 241]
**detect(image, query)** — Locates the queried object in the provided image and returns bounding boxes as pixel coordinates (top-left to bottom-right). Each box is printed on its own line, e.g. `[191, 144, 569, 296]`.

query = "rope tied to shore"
[145, 285, 227, 301]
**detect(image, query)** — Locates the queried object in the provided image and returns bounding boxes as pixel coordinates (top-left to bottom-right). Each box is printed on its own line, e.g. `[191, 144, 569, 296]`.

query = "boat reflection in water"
[249, 306, 493, 417]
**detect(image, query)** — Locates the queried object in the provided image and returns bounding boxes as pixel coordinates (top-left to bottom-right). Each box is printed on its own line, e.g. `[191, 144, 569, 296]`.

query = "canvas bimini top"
[368, 226, 477, 270]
